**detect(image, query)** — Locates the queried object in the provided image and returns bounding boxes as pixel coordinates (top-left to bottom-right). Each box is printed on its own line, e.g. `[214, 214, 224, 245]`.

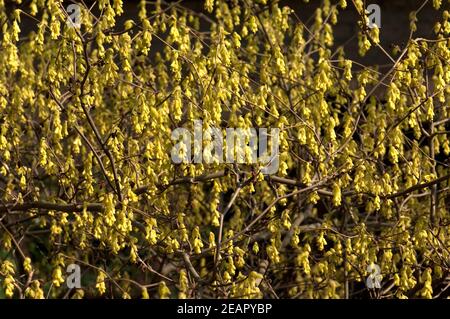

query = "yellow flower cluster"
[0, 0, 448, 299]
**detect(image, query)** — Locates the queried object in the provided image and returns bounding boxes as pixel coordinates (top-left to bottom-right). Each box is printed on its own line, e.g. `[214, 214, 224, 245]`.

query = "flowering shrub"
[0, 0, 449, 299]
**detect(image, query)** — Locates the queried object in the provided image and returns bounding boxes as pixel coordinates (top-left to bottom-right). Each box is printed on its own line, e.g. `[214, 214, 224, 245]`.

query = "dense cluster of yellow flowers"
[0, 0, 449, 299]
